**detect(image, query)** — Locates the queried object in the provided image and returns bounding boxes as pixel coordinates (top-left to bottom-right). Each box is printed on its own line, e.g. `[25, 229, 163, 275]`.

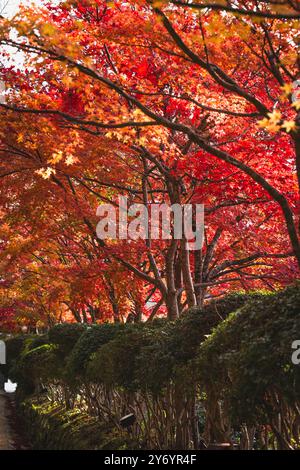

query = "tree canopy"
[0, 0, 299, 328]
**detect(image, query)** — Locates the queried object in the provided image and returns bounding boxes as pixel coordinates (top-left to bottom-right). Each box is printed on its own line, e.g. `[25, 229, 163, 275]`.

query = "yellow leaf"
[35, 167, 56, 179]
[280, 83, 293, 96]
[61, 75, 74, 87]
[152, 1, 167, 7]
[49, 150, 63, 164]
[267, 110, 282, 124]
[41, 23, 56, 36]
[292, 101, 300, 111]
[258, 117, 280, 133]
[266, 123, 281, 133]
[281, 120, 296, 133]
[258, 118, 269, 128]
[65, 154, 79, 166]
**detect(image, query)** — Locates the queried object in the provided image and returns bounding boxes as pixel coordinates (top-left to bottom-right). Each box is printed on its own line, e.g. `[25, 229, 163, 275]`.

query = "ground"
[0, 391, 28, 450]
[0, 391, 14, 450]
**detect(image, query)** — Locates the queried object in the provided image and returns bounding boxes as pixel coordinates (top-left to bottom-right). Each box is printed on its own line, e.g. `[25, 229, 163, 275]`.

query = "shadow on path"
[0, 391, 30, 450]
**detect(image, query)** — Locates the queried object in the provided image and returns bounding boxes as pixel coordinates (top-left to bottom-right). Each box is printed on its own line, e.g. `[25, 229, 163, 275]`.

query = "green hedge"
[4, 287, 299, 449]
[2, 290, 284, 400]
[48, 323, 86, 357]
[198, 284, 300, 426]
[66, 323, 125, 382]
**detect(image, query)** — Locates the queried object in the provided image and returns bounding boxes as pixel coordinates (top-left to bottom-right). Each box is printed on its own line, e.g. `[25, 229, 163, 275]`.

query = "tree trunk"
[166, 240, 179, 320]
[181, 238, 197, 308]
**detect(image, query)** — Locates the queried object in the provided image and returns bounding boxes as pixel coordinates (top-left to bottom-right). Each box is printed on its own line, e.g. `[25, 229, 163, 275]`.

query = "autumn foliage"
[0, 0, 299, 329]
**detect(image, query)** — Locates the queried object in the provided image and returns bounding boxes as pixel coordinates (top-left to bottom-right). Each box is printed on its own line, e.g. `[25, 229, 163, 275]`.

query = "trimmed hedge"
[198, 285, 300, 422]
[3, 286, 300, 449]
[66, 323, 125, 381]
[48, 323, 86, 357]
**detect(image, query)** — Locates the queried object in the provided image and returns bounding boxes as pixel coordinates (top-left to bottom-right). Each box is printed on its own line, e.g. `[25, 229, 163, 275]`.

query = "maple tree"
[0, 0, 299, 326]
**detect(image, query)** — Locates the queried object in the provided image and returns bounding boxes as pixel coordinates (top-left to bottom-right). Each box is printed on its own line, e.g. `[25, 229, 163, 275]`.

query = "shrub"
[1, 335, 29, 380]
[198, 284, 300, 428]
[66, 323, 124, 381]
[24, 334, 50, 353]
[87, 326, 153, 390]
[19, 344, 60, 384]
[48, 323, 86, 357]
[201, 291, 269, 319]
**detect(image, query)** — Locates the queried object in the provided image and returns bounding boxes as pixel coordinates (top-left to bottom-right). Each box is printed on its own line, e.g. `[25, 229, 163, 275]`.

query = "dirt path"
[0, 391, 14, 450]
[0, 391, 30, 450]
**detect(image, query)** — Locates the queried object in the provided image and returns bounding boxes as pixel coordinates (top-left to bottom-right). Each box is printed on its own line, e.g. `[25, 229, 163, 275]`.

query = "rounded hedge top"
[197, 284, 300, 424]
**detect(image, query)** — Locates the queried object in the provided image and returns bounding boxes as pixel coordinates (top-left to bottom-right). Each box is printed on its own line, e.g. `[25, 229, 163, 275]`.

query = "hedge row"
[2, 286, 299, 449]
[198, 284, 300, 449]
[5, 291, 261, 395]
